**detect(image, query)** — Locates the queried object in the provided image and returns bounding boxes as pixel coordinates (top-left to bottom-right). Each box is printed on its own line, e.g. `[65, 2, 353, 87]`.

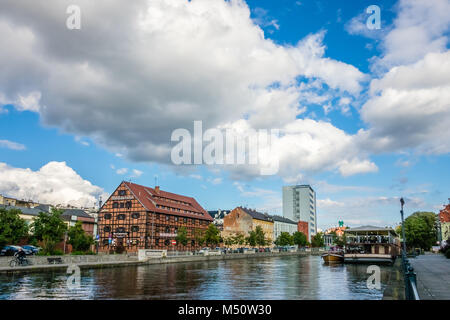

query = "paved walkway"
[409, 253, 450, 300]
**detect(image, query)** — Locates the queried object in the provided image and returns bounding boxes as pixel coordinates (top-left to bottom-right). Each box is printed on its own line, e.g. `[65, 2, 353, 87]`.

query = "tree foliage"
[68, 221, 94, 252]
[275, 232, 294, 246]
[311, 232, 324, 247]
[0, 208, 29, 248]
[254, 226, 266, 246]
[176, 226, 188, 246]
[31, 208, 67, 254]
[293, 231, 307, 246]
[403, 211, 437, 250]
[204, 223, 221, 246]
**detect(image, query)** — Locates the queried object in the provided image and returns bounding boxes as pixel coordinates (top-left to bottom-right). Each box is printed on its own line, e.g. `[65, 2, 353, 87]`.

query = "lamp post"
[400, 198, 407, 258]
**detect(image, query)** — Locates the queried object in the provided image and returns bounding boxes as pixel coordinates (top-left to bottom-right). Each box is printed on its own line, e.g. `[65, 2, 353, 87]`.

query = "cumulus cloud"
[0, 161, 107, 207]
[0, 0, 366, 181]
[359, 51, 450, 155]
[0, 139, 26, 151]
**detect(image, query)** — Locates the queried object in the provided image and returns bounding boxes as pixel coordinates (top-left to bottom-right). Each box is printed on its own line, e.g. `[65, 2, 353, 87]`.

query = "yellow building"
[222, 207, 274, 245]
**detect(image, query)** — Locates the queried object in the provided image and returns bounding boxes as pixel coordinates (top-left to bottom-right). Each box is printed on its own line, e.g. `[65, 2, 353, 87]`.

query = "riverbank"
[0, 251, 315, 274]
[382, 257, 405, 300]
[409, 252, 450, 299]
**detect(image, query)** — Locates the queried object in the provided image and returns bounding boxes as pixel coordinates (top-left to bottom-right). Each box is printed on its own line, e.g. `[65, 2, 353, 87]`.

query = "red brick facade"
[439, 204, 450, 223]
[297, 221, 309, 241]
[98, 181, 213, 253]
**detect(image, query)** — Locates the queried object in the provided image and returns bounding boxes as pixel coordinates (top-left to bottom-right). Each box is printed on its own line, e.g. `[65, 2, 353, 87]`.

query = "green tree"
[293, 231, 307, 246]
[403, 211, 437, 250]
[254, 226, 266, 247]
[246, 230, 257, 247]
[223, 236, 235, 247]
[194, 228, 205, 246]
[204, 223, 221, 247]
[232, 233, 246, 246]
[311, 232, 324, 247]
[31, 208, 67, 255]
[0, 208, 29, 248]
[275, 232, 294, 246]
[67, 221, 94, 253]
[175, 226, 188, 246]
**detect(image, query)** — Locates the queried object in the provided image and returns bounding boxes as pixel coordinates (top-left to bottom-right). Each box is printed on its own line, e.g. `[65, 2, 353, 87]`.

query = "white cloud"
[0, 0, 366, 181]
[130, 169, 143, 178]
[0, 161, 107, 207]
[359, 51, 450, 154]
[208, 177, 223, 185]
[0, 139, 26, 151]
[337, 158, 379, 177]
[116, 168, 128, 175]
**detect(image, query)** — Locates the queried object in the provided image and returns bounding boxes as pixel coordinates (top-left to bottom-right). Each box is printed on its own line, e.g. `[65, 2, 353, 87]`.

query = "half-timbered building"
[98, 181, 213, 253]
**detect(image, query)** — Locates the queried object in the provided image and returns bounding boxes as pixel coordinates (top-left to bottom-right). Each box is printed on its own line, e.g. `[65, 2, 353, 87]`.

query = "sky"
[0, 0, 449, 231]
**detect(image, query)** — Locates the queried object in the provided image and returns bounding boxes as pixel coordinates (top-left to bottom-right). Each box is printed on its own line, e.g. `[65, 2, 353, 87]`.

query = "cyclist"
[14, 248, 27, 265]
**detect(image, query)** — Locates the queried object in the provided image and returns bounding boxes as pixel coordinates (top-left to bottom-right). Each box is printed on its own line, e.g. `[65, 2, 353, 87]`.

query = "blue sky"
[1, 0, 449, 231]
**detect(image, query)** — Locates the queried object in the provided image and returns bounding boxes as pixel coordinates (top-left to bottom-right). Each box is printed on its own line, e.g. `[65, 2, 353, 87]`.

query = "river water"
[0, 255, 392, 300]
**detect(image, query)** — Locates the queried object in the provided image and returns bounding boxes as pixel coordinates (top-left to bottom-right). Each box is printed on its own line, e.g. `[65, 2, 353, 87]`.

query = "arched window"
[131, 212, 140, 219]
[118, 214, 126, 220]
[104, 213, 112, 220]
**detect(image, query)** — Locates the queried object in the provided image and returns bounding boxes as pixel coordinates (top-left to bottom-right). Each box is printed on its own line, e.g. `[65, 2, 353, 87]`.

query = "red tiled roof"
[439, 204, 450, 223]
[123, 182, 212, 221]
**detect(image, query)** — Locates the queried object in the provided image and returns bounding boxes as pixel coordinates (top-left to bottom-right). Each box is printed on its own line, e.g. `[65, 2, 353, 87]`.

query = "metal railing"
[402, 254, 420, 300]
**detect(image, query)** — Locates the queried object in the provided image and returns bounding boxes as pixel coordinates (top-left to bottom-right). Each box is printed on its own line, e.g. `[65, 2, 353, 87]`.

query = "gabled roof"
[0, 204, 41, 216]
[270, 215, 297, 224]
[123, 182, 212, 221]
[239, 207, 273, 222]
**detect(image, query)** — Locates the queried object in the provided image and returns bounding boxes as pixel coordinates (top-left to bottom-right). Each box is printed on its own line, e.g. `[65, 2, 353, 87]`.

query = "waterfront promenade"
[0, 250, 317, 274]
[410, 253, 450, 300]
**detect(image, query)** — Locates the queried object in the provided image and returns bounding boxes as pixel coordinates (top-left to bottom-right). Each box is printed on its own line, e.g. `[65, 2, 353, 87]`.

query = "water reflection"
[0, 256, 391, 300]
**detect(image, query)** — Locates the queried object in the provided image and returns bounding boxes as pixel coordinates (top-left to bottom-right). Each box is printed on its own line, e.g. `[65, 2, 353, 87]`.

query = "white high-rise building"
[282, 185, 317, 241]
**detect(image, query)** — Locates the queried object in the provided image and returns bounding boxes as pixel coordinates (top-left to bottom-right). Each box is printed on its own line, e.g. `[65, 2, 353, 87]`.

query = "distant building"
[282, 185, 317, 241]
[0, 204, 96, 236]
[222, 207, 274, 245]
[0, 194, 40, 208]
[439, 203, 450, 241]
[297, 221, 309, 242]
[270, 215, 297, 240]
[207, 209, 231, 230]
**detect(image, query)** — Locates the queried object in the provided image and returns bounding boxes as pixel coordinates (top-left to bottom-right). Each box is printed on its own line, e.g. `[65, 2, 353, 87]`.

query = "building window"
[165, 226, 170, 233]
[118, 214, 126, 220]
[104, 226, 111, 232]
[104, 213, 112, 220]
[103, 239, 110, 245]
[175, 217, 178, 222]
[166, 215, 170, 221]
[164, 239, 170, 246]
[126, 201, 132, 209]
[116, 227, 125, 233]
[183, 217, 187, 223]
[113, 202, 119, 209]
[118, 190, 126, 196]
[155, 239, 159, 245]
[174, 227, 178, 234]
[131, 212, 140, 219]
[131, 226, 139, 232]
[191, 240, 195, 246]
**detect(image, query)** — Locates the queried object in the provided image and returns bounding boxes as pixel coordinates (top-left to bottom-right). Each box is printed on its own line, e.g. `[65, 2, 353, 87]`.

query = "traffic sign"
[171, 240, 177, 245]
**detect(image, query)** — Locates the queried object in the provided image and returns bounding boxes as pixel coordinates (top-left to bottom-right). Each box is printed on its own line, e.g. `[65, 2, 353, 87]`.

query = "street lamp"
[400, 198, 407, 257]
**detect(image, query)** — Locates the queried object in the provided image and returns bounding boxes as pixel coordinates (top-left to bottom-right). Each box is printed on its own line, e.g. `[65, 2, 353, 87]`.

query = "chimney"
[155, 186, 160, 194]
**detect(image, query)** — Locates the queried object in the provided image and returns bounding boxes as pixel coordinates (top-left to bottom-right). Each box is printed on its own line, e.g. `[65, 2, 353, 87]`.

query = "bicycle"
[9, 256, 31, 267]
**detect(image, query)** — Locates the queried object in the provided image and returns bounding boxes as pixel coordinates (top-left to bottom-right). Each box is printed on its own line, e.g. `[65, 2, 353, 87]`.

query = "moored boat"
[321, 252, 344, 263]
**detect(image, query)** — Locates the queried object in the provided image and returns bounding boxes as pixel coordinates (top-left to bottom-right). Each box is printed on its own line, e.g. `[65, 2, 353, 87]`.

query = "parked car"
[198, 247, 210, 255]
[258, 248, 265, 253]
[0, 245, 32, 256]
[22, 245, 41, 255]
